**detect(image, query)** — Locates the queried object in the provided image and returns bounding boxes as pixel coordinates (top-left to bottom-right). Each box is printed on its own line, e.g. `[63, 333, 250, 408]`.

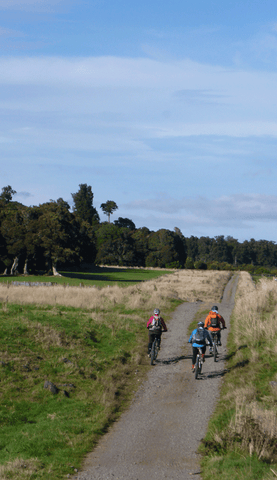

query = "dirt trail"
[77, 274, 239, 480]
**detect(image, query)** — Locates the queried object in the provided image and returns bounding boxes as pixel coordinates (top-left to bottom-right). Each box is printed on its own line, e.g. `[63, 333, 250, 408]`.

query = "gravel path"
[77, 275, 238, 480]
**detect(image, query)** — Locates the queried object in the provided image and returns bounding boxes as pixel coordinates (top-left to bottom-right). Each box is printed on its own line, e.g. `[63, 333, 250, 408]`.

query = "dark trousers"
[192, 345, 207, 364]
[148, 333, 161, 353]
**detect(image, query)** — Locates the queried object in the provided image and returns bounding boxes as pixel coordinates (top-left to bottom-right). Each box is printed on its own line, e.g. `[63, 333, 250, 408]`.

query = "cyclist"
[204, 305, 226, 352]
[147, 308, 167, 357]
[189, 321, 213, 372]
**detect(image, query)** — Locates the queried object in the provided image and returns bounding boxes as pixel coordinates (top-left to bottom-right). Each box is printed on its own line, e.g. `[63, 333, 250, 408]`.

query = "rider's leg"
[157, 334, 161, 349]
[202, 344, 207, 362]
[192, 346, 197, 365]
[148, 332, 154, 354]
[217, 330, 221, 345]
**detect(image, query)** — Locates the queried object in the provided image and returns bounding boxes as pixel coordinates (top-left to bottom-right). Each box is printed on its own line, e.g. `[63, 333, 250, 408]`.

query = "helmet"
[154, 308, 160, 316]
[198, 321, 204, 328]
[211, 305, 218, 312]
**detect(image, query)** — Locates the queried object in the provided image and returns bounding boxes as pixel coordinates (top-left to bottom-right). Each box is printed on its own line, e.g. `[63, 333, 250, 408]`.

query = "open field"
[0, 269, 230, 480]
[0, 267, 175, 288]
[201, 272, 277, 480]
[0, 269, 231, 310]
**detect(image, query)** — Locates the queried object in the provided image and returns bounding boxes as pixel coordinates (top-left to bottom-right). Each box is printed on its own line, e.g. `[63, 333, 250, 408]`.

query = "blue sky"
[1, 0, 277, 242]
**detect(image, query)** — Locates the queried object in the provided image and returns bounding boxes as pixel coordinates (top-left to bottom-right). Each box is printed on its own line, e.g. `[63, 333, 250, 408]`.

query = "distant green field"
[0, 267, 174, 288]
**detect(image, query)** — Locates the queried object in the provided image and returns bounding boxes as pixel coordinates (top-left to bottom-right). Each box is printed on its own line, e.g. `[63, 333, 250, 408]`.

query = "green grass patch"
[0, 295, 180, 479]
[0, 267, 174, 288]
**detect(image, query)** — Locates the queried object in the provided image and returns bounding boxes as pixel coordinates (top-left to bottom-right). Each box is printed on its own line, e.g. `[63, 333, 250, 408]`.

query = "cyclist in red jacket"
[147, 308, 167, 357]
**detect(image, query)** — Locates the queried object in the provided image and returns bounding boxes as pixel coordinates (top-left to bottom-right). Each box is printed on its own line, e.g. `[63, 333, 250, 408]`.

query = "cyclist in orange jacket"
[204, 305, 226, 351]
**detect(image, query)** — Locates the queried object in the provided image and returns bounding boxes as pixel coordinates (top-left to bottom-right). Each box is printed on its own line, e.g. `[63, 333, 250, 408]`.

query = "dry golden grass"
[0, 458, 43, 480]
[213, 273, 277, 463]
[233, 272, 277, 348]
[0, 270, 231, 310]
[231, 396, 277, 460]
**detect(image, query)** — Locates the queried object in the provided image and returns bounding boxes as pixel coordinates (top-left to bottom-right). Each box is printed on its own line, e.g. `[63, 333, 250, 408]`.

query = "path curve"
[77, 274, 239, 480]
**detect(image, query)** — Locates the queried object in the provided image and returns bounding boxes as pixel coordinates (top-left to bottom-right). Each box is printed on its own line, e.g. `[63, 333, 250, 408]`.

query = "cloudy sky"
[1, 0, 277, 242]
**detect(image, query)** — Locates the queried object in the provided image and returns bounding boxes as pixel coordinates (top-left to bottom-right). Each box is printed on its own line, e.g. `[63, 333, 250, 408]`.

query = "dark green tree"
[114, 217, 135, 230]
[131, 227, 150, 266]
[71, 184, 99, 225]
[95, 223, 135, 266]
[146, 229, 184, 268]
[36, 200, 80, 274]
[0, 185, 16, 205]
[0, 204, 27, 274]
[100, 200, 118, 223]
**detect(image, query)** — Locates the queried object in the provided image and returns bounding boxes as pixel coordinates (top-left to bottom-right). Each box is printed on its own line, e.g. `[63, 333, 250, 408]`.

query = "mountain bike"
[194, 347, 203, 379]
[150, 332, 161, 365]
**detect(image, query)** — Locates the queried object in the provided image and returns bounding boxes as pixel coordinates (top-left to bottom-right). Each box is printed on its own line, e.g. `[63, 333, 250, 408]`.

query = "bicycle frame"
[194, 347, 203, 379]
[150, 334, 160, 365]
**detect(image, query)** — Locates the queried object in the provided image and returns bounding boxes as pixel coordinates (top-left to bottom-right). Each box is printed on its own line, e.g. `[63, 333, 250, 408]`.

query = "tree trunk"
[10, 256, 19, 275]
[52, 265, 62, 276]
[3, 268, 7, 275]
[23, 260, 29, 275]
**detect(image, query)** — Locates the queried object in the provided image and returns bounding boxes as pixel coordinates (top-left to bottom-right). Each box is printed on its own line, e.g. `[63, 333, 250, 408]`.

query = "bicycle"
[149, 332, 161, 365]
[194, 347, 203, 379]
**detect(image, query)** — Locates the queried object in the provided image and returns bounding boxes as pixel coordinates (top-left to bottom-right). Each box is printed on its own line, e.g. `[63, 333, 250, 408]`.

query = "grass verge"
[199, 273, 277, 480]
[0, 297, 181, 480]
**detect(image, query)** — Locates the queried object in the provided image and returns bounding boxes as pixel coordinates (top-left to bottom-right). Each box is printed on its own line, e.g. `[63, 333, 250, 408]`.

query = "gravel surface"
[76, 275, 238, 480]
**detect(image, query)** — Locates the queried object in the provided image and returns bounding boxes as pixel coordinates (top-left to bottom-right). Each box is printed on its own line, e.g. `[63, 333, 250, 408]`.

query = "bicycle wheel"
[150, 338, 156, 365]
[154, 339, 159, 360]
[199, 358, 202, 374]
[194, 356, 199, 379]
[214, 341, 217, 362]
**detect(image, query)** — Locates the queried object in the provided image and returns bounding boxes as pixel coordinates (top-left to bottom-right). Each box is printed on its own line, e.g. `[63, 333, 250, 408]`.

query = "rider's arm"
[206, 330, 213, 345]
[160, 317, 167, 332]
[204, 316, 210, 329]
[219, 315, 226, 328]
[188, 329, 196, 343]
[147, 317, 154, 329]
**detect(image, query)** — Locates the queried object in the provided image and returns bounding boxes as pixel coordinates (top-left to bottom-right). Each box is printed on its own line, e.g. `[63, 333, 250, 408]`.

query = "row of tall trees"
[1, 185, 277, 275]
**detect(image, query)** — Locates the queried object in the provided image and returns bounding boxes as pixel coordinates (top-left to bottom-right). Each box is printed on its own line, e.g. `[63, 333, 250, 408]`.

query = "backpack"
[193, 328, 205, 344]
[149, 318, 162, 333]
[210, 314, 219, 328]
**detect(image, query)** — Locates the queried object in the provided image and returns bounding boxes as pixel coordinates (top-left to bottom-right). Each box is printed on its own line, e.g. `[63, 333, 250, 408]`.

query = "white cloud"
[0, 55, 276, 141]
[124, 194, 277, 225]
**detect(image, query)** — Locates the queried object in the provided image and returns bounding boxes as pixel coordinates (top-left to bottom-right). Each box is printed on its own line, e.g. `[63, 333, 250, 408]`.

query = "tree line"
[1, 184, 277, 275]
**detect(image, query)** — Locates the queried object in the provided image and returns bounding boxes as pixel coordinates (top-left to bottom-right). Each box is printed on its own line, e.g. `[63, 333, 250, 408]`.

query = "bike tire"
[214, 342, 217, 362]
[199, 360, 202, 374]
[150, 339, 156, 365]
[154, 341, 159, 361]
[195, 357, 199, 379]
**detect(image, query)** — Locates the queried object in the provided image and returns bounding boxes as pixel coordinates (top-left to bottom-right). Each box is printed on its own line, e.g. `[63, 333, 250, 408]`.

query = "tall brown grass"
[212, 272, 277, 463]
[0, 270, 231, 310]
[233, 272, 277, 348]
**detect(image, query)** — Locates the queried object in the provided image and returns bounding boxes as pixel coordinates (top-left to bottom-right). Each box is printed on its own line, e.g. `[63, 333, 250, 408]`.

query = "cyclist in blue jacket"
[189, 321, 213, 372]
